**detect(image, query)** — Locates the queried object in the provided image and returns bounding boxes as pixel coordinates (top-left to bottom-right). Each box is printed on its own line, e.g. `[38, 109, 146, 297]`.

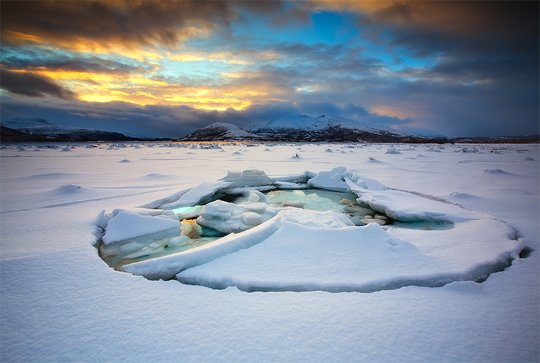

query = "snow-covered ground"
[1, 142, 538, 362]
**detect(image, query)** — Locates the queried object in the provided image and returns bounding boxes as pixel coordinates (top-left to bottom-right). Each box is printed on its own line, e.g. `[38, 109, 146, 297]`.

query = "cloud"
[0, 1, 236, 54]
[312, 1, 538, 40]
[0, 68, 75, 99]
[0, 96, 415, 138]
[0, 1, 537, 137]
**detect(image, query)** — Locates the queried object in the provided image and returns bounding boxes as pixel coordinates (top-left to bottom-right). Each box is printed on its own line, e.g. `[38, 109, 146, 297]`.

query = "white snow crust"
[1, 142, 538, 363]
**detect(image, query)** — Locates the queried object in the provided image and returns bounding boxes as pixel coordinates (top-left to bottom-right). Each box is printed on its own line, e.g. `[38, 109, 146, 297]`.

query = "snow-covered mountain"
[1, 118, 138, 142]
[259, 114, 396, 133]
[1, 118, 54, 130]
[181, 122, 261, 141]
[182, 116, 434, 143]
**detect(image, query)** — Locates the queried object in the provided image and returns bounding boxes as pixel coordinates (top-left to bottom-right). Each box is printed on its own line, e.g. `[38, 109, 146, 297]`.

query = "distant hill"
[0, 118, 141, 142]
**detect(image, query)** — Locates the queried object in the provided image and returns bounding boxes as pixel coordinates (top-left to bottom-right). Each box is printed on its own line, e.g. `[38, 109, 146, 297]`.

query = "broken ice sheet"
[96, 168, 520, 292]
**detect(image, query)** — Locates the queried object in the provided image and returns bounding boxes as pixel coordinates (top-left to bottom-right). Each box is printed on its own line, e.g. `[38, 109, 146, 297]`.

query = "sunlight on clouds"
[3, 31, 43, 43]
[129, 77, 169, 87]
[2, 21, 285, 111]
[311, 0, 395, 14]
[168, 50, 281, 65]
[7, 67, 259, 110]
[295, 84, 324, 93]
[371, 105, 411, 119]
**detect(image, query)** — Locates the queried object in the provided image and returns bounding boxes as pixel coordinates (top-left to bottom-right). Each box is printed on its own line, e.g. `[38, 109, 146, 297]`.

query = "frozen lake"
[1, 142, 538, 362]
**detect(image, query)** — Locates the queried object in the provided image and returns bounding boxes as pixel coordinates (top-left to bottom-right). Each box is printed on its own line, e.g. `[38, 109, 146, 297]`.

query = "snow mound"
[53, 184, 83, 194]
[141, 173, 173, 180]
[386, 147, 401, 154]
[483, 168, 511, 175]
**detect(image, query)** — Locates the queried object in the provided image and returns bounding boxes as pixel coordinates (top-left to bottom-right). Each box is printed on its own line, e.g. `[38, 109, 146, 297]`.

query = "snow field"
[0, 142, 538, 362]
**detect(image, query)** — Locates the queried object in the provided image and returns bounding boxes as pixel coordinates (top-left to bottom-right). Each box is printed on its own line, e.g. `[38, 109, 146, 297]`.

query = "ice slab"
[177, 217, 520, 292]
[102, 211, 179, 245]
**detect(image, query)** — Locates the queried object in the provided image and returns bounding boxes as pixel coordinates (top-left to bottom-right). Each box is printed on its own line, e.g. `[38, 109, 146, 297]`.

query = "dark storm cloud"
[0, 0, 303, 50]
[1, 53, 145, 74]
[0, 68, 74, 99]
[332, 1, 539, 137]
[0, 97, 413, 138]
[373, 1, 539, 72]
[0, 1, 235, 47]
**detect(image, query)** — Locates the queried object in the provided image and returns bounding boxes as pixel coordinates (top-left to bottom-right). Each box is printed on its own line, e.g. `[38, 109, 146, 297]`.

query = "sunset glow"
[0, 0, 538, 138]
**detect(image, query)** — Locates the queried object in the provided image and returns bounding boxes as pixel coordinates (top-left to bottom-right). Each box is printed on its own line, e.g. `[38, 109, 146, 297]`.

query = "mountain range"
[182, 114, 438, 143]
[2, 115, 537, 143]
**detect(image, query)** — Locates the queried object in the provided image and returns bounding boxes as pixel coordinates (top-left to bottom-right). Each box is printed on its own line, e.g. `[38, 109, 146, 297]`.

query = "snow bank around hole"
[95, 167, 522, 289]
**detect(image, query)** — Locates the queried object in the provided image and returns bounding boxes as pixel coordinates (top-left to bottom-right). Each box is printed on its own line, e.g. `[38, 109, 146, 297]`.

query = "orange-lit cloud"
[370, 105, 412, 120]
[8, 67, 278, 110]
[168, 50, 281, 65]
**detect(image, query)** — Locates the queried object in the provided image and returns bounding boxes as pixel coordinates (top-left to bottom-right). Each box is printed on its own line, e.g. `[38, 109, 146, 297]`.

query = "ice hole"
[98, 187, 453, 271]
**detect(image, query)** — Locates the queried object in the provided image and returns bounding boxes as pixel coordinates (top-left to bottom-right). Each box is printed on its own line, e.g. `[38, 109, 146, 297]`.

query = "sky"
[0, 0, 538, 138]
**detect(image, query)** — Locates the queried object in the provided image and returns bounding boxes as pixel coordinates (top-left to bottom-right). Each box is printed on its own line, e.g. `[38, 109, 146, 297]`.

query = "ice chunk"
[172, 205, 204, 219]
[220, 170, 274, 187]
[102, 211, 180, 245]
[247, 190, 266, 203]
[355, 188, 476, 223]
[196, 200, 278, 234]
[160, 181, 231, 209]
[242, 212, 263, 226]
[307, 167, 349, 191]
